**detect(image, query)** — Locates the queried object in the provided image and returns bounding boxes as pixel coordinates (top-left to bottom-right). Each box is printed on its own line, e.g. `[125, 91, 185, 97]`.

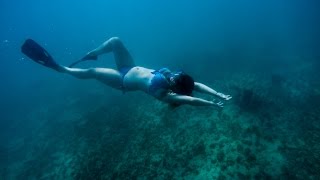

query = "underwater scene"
[1, 0, 319, 179]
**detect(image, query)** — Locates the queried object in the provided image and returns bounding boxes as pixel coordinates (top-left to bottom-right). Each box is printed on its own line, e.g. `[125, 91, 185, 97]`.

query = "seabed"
[3, 60, 320, 179]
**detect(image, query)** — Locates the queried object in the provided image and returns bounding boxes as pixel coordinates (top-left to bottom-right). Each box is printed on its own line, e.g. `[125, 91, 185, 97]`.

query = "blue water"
[1, 0, 319, 179]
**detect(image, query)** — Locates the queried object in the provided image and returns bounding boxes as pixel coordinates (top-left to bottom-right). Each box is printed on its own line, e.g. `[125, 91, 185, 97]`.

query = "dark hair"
[170, 73, 195, 96]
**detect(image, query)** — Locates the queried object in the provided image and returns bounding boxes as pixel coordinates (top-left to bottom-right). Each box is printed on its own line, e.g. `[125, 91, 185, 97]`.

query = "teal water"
[1, 0, 319, 179]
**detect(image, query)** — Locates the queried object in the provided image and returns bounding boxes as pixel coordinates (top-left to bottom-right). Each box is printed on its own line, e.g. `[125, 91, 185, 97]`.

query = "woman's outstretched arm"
[162, 92, 224, 107]
[194, 82, 232, 100]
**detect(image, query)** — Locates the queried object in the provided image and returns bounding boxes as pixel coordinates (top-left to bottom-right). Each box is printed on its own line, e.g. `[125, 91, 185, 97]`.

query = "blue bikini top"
[149, 68, 184, 97]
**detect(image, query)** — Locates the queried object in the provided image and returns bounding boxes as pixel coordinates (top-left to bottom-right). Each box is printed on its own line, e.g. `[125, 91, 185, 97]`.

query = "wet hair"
[170, 72, 195, 96]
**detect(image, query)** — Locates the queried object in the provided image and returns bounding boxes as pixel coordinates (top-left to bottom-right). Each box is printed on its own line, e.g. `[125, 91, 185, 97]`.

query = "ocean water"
[1, 0, 319, 179]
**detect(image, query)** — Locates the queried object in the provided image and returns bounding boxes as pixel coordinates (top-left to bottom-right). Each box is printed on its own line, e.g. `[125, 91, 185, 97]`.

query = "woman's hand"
[216, 93, 232, 100]
[212, 99, 224, 108]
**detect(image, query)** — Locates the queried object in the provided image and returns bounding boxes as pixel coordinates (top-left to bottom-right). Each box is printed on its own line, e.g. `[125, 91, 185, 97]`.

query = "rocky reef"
[3, 60, 320, 179]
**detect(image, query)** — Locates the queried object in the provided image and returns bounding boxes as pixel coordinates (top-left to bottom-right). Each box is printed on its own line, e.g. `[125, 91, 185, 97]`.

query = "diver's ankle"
[57, 66, 67, 73]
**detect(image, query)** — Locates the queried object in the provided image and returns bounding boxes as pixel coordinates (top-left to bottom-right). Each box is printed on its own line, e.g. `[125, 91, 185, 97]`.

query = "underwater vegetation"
[3, 57, 320, 179]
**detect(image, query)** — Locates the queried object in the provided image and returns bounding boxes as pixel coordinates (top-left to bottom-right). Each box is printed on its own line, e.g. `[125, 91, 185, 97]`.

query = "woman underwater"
[21, 37, 232, 107]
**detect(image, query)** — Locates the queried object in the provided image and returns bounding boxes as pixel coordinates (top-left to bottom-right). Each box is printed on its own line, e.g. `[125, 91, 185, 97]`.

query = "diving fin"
[21, 39, 62, 72]
[68, 53, 97, 68]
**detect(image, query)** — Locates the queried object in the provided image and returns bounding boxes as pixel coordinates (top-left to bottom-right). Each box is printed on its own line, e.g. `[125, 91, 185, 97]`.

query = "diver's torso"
[123, 66, 155, 93]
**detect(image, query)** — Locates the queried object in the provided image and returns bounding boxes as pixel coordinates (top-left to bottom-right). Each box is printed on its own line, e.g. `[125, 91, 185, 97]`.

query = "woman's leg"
[83, 37, 135, 70]
[61, 66, 123, 89]
[21, 38, 124, 90]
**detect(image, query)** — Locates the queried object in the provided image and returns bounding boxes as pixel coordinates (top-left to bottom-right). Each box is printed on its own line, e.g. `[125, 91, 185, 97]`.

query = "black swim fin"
[21, 39, 62, 72]
[68, 54, 97, 67]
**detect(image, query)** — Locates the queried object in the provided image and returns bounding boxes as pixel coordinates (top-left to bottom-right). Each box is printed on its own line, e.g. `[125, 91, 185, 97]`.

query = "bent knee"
[109, 37, 123, 47]
[110, 36, 120, 40]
